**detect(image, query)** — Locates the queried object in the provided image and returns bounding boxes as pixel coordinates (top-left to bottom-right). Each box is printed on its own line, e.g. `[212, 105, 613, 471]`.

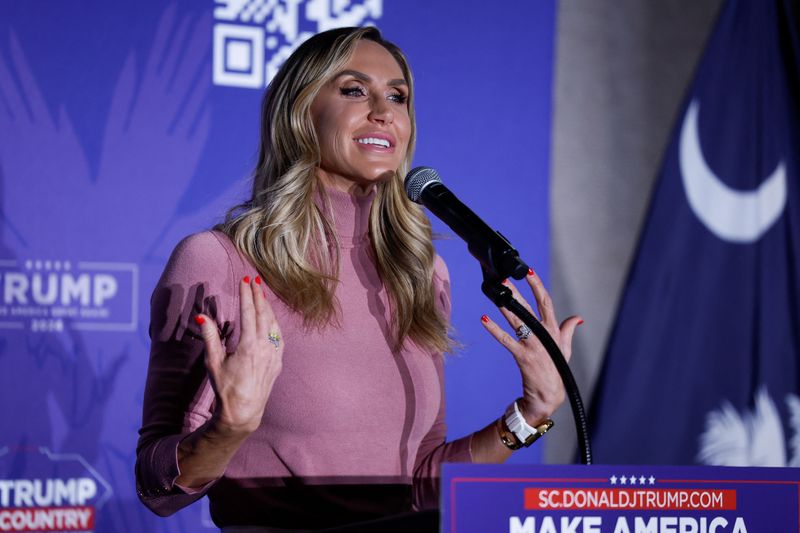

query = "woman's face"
[311, 39, 411, 195]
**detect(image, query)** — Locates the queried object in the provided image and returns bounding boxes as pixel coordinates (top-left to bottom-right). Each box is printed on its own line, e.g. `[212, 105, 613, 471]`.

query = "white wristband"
[500, 398, 554, 450]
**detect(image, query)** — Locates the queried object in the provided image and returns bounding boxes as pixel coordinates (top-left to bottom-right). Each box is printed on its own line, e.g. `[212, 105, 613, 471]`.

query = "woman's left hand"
[480, 268, 583, 426]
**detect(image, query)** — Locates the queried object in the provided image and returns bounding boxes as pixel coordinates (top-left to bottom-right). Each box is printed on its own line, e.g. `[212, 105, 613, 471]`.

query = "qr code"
[213, 0, 383, 88]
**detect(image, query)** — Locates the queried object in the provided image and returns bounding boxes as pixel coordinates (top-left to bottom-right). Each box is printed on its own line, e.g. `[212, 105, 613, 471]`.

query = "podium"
[441, 463, 800, 532]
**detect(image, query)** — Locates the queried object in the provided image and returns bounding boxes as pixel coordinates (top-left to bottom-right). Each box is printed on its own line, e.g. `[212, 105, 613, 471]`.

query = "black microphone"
[404, 166, 528, 280]
[405, 167, 593, 465]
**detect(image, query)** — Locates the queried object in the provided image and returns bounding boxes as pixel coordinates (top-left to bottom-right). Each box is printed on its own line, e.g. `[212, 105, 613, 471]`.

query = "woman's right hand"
[195, 275, 283, 437]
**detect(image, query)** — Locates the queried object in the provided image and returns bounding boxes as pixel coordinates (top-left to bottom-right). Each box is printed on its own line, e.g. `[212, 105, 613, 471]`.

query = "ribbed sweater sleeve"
[135, 231, 236, 516]
[411, 256, 473, 510]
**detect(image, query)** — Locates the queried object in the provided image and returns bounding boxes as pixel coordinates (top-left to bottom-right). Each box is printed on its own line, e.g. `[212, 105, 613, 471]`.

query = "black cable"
[481, 274, 592, 465]
[503, 297, 592, 465]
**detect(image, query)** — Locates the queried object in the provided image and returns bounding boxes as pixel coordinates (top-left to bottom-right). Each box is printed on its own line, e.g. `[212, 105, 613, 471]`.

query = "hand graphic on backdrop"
[0, 6, 213, 254]
[0, 7, 216, 531]
[94, 6, 213, 252]
[0, 31, 126, 471]
[0, 31, 92, 254]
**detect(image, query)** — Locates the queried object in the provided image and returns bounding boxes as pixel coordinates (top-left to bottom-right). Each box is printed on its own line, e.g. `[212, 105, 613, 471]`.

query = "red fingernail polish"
[502, 278, 509, 284]
[578, 319, 584, 326]
[528, 268, 535, 277]
[243, 276, 250, 284]
[481, 315, 489, 323]
[255, 275, 261, 285]
[194, 315, 205, 325]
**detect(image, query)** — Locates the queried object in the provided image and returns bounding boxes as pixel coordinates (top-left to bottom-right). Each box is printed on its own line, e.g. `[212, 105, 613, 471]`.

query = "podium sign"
[441, 464, 800, 532]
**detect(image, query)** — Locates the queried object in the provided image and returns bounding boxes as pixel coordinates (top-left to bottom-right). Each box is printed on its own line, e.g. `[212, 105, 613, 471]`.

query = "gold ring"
[268, 332, 281, 349]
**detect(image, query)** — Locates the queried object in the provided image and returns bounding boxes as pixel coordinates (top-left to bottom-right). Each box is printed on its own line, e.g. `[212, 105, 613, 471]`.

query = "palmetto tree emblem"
[698, 388, 800, 467]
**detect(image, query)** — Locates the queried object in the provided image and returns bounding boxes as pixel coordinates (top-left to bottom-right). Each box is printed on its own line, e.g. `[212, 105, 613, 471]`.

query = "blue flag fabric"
[589, 0, 800, 466]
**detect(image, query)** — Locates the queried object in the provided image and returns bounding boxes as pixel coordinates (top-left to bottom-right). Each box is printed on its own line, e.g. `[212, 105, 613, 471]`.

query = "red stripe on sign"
[0, 506, 95, 531]
[524, 488, 737, 511]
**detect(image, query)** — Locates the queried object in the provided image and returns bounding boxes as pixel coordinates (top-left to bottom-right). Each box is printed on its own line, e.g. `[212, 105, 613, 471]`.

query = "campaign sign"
[0, 259, 137, 333]
[442, 464, 800, 533]
[0, 446, 113, 532]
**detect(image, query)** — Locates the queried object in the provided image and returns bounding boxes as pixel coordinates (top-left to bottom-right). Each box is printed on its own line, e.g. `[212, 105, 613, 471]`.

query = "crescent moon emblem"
[679, 100, 787, 243]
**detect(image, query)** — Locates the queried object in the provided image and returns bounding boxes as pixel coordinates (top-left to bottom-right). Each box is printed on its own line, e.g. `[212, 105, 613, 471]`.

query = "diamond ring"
[515, 324, 533, 341]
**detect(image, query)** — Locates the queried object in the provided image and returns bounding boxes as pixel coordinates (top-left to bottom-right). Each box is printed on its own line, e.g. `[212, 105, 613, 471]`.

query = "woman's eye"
[389, 93, 408, 104]
[340, 86, 366, 97]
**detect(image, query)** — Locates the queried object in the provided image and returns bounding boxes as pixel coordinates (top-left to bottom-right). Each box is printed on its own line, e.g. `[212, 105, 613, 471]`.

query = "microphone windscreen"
[404, 166, 441, 203]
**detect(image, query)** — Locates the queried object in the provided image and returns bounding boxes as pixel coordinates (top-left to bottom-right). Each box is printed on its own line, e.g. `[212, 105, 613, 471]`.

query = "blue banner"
[442, 463, 800, 532]
[589, 0, 800, 465]
[0, 1, 555, 531]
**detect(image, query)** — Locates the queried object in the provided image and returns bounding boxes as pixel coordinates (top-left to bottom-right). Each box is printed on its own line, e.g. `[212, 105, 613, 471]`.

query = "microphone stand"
[481, 267, 593, 465]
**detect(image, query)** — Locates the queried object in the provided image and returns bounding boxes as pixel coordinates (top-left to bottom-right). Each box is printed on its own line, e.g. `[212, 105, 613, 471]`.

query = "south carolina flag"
[589, 0, 800, 465]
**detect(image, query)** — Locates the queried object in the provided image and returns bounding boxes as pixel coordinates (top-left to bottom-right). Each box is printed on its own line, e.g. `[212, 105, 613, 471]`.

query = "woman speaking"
[136, 26, 581, 532]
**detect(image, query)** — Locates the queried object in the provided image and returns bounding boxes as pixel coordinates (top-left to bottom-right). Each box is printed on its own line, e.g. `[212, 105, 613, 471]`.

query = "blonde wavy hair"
[218, 27, 450, 354]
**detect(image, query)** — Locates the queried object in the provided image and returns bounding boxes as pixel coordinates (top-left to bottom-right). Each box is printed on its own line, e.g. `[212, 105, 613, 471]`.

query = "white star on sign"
[639, 476, 646, 485]
[620, 476, 628, 485]
[649, 476, 656, 485]
[610, 476, 617, 485]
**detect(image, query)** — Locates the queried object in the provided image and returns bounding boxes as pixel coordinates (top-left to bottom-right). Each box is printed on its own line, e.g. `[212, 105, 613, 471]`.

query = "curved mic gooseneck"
[404, 166, 592, 465]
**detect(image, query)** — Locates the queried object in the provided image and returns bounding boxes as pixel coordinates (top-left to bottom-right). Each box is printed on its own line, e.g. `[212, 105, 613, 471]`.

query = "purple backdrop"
[0, 1, 555, 531]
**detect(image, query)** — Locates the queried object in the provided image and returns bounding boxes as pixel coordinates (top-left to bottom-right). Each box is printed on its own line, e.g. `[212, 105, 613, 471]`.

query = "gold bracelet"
[497, 400, 555, 450]
[496, 417, 523, 450]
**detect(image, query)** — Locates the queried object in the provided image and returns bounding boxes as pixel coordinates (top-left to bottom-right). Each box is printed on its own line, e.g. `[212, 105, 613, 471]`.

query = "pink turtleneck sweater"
[135, 188, 473, 529]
